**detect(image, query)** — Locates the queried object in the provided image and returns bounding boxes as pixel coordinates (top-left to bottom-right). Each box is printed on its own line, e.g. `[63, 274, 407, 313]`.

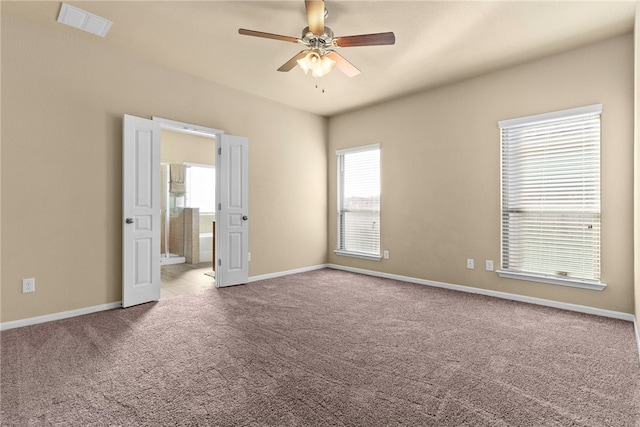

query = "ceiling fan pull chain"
[315, 77, 326, 94]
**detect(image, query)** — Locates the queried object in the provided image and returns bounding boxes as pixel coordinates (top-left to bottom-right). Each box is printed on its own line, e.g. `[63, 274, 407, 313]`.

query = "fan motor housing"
[301, 26, 335, 48]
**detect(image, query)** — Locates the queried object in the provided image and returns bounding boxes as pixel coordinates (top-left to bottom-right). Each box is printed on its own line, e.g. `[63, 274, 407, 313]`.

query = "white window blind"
[336, 145, 380, 260]
[499, 105, 603, 288]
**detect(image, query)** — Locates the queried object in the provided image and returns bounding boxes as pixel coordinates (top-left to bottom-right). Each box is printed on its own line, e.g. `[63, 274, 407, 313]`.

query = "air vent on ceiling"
[57, 3, 112, 37]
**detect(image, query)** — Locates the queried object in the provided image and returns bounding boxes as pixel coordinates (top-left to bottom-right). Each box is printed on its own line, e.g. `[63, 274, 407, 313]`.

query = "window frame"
[497, 104, 606, 291]
[335, 144, 381, 261]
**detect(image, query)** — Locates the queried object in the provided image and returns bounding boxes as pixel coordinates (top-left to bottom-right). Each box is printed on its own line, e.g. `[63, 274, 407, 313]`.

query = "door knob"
[125, 218, 135, 224]
[242, 215, 248, 221]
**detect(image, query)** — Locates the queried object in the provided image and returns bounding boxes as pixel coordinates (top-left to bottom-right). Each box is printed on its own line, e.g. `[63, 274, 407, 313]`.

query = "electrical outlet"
[248, 252, 251, 262]
[466, 259, 474, 269]
[22, 278, 35, 293]
[383, 250, 389, 259]
[485, 260, 494, 271]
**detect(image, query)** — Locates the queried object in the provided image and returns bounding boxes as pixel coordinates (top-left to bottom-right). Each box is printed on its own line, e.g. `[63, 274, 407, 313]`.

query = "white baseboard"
[249, 264, 328, 282]
[0, 302, 122, 331]
[3, 264, 638, 362]
[0, 265, 328, 331]
[327, 264, 636, 322]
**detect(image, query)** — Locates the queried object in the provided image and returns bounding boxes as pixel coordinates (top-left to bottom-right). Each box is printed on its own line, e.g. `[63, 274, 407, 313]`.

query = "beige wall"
[1, 6, 636, 324]
[328, 34, 634, 313]
[161, 129, 215, 166]
[0, 12, 327, 322]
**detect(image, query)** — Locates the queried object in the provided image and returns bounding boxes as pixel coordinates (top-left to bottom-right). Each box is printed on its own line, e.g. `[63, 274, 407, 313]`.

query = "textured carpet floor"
[1, 269, 639, 426]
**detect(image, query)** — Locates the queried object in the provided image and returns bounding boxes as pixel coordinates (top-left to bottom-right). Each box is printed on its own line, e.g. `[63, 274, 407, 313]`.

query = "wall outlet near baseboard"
[22, 278, 35, 293]
[466, 259, 474, 269]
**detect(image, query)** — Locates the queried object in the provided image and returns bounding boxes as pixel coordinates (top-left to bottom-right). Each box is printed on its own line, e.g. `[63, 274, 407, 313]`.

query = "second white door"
[215, 134, 249, 287]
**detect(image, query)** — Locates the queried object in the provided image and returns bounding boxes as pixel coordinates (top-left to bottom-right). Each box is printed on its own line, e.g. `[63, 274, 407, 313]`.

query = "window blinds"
[337, 145, 380, 258]
[499, 105, 602, 283]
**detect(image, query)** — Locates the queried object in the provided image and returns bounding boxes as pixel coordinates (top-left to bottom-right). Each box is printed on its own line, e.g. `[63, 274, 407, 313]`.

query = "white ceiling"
[4, 1, 637, 117]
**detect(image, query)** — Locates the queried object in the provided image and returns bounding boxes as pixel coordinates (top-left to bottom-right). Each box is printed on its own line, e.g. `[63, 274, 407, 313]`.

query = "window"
[336, 145, 381, 260]
[498, 104, 605, 290]
[185, 164, 215, 213]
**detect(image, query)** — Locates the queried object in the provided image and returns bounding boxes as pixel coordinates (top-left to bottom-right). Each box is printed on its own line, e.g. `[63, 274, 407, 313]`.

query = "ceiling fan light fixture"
[316, 54, 336, 77]
[297, 50, 335, 77]
[297, 51, 319, 74]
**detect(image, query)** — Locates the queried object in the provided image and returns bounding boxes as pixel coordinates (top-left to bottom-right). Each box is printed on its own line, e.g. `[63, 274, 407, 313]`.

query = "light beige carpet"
[1, 269, 639, 426]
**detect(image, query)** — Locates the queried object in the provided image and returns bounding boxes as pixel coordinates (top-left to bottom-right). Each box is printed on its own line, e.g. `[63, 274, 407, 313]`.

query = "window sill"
[334, 250, 381, 262]
[496, 270, 606, 291]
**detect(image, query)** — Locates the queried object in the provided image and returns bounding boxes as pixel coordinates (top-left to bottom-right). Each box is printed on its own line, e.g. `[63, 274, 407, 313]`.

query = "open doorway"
[156, 120, 218, 299]
[123, 114, 249, 306]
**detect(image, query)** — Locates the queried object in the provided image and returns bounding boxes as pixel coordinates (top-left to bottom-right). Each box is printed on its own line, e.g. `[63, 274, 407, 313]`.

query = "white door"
[122, 114, 161, 307]
[216, 134, 249, 287]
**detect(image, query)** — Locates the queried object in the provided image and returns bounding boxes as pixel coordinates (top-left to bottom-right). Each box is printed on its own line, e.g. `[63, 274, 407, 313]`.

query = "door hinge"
[218, 203, 222, 211]
[218, 259, 222, 267]
[218, 147, 221, 155]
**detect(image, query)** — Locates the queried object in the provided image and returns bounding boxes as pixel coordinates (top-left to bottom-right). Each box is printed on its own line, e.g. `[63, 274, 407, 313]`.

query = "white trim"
[0, 302, 122, 331]
[496, 270, 606, 291]
[327, 264, 635, 322]
[3, 266, 637, 365]
[336, 143, 380, 156]
[249, 264, 328, 282]
[184, 162, 215, 169]
[333, 250, 381, 261]
[152, 116, 223, 138]
[498, 103, 602, 128]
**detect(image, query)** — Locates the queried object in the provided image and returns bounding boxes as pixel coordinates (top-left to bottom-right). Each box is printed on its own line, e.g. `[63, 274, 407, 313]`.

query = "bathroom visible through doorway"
[159, 125, 217, 293]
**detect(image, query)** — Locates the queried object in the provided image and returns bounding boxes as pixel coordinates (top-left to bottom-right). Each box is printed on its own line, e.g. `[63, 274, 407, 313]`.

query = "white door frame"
[128, 117, 249, 291]
[152, 117, 224, 139]
[152, 117, 223, 280]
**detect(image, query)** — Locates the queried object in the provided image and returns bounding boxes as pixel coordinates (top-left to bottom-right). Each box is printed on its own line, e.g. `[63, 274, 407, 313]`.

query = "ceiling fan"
[238, 0, 395, 78]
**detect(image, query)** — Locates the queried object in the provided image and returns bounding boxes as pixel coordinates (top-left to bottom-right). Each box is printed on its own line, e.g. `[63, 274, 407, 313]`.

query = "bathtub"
[200, 232, 213, 262]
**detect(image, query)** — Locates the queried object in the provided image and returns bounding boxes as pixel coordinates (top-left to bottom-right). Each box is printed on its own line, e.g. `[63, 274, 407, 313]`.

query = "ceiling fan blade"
[305, 0, 325, 35]
[277, 51, 308, 72]
[326, 51, 360, 78]
[334, 32, 396, 47]
[238, 28, 299, 43]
